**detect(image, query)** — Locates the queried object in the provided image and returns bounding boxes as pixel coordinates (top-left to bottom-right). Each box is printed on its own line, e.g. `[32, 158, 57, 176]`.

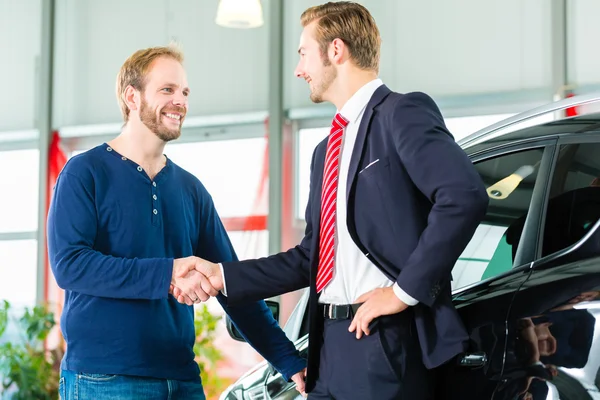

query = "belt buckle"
[327, 304, 350, 319]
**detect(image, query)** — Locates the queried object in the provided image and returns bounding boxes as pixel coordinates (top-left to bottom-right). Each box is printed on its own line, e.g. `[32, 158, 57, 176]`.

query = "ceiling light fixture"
[215, 0, 264, 29]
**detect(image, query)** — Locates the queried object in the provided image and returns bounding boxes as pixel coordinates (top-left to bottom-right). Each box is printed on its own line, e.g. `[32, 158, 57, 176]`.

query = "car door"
[436, 138, 558, 400]
[493, 136, 600, 400]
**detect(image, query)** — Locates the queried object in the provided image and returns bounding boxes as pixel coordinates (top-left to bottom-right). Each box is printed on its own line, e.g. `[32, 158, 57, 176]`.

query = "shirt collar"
[338, 79, 383, 124]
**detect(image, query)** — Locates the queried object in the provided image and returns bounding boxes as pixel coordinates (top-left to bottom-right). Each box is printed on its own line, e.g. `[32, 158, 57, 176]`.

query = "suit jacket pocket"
[357, 156, 389, 177]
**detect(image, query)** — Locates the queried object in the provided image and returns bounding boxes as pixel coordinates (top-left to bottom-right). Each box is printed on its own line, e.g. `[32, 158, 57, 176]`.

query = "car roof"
[457, 93, 600, 155]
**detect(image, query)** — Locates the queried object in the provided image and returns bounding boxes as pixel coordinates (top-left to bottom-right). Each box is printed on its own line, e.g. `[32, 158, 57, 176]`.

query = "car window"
[540, 142, 600, 257]
[452, 148, 545, 290]
[282, 289, 310, 341]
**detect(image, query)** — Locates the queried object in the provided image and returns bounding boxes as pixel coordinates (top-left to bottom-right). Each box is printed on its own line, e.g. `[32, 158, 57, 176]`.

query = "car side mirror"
[226, 300, 280, 342]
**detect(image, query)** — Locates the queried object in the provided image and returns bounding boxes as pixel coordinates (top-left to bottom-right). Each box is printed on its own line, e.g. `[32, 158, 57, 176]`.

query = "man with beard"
[184, 2, 488, 398]
[47, 46, 306, 399]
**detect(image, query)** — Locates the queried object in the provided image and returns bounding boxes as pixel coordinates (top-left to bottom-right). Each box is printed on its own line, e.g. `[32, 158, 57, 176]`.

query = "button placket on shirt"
[116, 150, 160, 226]
[151, 180, 159, 225]
[106, 145, 162, 224]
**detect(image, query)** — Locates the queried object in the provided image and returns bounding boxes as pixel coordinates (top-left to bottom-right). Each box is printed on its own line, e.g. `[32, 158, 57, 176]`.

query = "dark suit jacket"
[222, 85, 489, 391]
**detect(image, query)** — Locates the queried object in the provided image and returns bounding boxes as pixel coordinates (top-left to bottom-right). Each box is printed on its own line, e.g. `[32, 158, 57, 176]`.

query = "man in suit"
[174, 2, 488, 398]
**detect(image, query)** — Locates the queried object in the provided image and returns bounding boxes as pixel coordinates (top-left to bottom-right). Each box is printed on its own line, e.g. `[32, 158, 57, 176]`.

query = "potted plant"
[0, 301, 62, 400]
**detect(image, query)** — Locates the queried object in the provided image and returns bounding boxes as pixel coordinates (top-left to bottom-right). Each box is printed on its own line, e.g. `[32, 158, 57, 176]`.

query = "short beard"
[139, 98, 182, 142]
[310, 55, 337, 104]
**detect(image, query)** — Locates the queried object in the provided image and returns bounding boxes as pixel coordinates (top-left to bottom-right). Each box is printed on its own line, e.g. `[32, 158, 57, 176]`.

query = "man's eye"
[162, 88, 173, 93]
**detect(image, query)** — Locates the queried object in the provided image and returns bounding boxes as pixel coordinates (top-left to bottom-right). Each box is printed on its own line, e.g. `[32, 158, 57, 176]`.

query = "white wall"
[284, 0, 552, 109]
[3, 0, 600, 130]
[567, 0, 600, 88]
[0, 0, 41, 131]
[52, 0, 271, 127]
[0, 0, 558, 131]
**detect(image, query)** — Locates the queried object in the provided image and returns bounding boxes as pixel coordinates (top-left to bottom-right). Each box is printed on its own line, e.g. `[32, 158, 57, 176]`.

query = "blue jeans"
[59, 370, 206, 400]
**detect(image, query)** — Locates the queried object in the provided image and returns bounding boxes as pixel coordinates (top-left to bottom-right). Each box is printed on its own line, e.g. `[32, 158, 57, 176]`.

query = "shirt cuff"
[219, 263, 228, 297]
[392, 283, 418, 306]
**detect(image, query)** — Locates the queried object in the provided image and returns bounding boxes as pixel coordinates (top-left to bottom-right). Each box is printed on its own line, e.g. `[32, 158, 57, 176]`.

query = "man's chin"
[155, 129, 181, 143]
[310, 93, 324, 103]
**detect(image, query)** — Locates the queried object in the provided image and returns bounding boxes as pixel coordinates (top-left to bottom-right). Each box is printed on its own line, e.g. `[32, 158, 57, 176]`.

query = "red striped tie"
[316, 113, 349, 293]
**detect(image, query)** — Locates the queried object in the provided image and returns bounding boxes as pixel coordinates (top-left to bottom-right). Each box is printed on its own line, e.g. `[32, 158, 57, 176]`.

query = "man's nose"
[294, 62, 304, 78]
[172, 92, 187, 107]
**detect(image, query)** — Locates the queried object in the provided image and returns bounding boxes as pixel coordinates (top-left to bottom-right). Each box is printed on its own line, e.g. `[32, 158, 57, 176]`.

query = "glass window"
[228, 230, 268, 260]
[166, 138, 267, 218]
[0, 239, 37, 308]
[296, 128, 328, 219]
[452, 148, 545, 290]
[0, 149, 39, 233]
[445, 114, 514, 141]
[540, 143, 600, 257]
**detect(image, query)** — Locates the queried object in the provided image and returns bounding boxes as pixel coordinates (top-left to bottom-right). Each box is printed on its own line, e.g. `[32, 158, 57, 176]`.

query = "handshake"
[169, 256, 224, 305]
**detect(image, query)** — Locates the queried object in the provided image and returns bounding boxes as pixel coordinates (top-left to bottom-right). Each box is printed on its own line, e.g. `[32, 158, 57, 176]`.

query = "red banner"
[45, 131, 67, 349]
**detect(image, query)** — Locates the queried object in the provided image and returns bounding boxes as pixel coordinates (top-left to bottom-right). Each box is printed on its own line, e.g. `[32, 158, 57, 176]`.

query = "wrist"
[171, 259, 180, 283]
[210, 266, 224, 291]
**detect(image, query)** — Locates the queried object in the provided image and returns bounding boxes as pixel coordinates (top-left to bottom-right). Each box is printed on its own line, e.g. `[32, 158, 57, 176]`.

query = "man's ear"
[123, 85, 140, 113]
[329, 38, 347, 65]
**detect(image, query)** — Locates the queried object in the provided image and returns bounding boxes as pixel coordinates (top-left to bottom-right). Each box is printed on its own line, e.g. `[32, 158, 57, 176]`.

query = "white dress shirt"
[318, 79, 417, 306]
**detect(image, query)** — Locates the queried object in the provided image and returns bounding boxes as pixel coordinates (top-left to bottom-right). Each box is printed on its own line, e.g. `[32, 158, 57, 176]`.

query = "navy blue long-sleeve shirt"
[47, 143, 304, 381]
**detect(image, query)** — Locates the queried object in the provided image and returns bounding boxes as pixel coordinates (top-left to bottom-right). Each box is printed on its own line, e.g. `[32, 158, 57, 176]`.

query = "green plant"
[193, 305, 233, 400]
[0, 301, 61, 400]
[0, 302, 229, 399]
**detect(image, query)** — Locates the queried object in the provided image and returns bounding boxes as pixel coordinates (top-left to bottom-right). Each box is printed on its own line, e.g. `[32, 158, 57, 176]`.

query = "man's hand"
[170, 257, 224, 305]
[348, 287, 409, 339]
[193, 258, 224, 292]
[291, 368, 307, 398]
[170, 257, 219, 305]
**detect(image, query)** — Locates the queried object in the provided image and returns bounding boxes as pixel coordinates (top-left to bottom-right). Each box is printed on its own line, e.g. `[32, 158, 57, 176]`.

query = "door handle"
[457, 352, 488, 367]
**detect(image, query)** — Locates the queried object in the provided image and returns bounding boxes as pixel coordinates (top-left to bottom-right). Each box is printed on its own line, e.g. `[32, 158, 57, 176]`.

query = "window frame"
[528, 133, 600, 267]
[464, 138, 558, 278]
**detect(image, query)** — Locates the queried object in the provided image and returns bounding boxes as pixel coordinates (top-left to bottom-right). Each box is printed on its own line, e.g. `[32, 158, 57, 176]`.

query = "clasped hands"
[169, 256, 412, 339]
[169, 256, 223, 305]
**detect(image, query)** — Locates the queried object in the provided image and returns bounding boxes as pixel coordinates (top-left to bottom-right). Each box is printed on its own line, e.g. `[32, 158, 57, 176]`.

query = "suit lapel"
[346, 85, 392, 202]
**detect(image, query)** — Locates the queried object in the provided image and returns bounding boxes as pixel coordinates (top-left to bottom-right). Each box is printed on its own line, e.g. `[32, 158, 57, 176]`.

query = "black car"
[222, 94, 600, 400]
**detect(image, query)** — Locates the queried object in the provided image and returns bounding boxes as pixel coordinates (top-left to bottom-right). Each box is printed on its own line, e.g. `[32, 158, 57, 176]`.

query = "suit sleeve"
[392, 92, 489, 307]
[220, 147, 320, 304]
[194, 188, 305, 380]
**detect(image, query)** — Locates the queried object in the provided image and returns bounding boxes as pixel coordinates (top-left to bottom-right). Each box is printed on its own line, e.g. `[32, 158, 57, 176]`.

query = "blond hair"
[116, 45, 184, 122]
[301, 2, 381, 72]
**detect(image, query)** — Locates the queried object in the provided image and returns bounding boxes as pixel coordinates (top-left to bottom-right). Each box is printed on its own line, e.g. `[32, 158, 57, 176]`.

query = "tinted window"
[540, 142, 600, 257]
[452, 148, 545, 290]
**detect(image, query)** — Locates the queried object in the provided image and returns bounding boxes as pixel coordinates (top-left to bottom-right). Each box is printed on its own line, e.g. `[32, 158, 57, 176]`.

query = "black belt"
[320, 303, 362, 320]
